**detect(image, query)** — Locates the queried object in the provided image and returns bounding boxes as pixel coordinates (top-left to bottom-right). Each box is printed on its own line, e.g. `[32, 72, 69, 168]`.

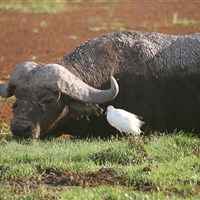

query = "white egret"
[106, 105, 144, 135]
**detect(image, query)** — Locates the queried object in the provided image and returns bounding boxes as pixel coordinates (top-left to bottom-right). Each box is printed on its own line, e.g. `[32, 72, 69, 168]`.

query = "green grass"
[89, 22, 126, 32]
[0, 126, 200, 199]
[172, 12, 200, 26]
[0, 0, 77, 13]
[0, 0, 118, 13]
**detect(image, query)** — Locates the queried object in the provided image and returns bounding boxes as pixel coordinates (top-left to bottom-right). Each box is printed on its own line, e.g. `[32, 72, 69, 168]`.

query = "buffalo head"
[0, 62, 119, 138]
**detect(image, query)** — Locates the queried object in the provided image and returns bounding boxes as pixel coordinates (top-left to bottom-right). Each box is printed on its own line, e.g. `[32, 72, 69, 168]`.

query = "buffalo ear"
[0, 83, 7, 97]
[6, 84, 16, 97]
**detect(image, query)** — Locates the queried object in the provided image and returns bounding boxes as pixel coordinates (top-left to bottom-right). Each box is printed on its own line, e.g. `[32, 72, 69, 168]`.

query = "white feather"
[106, 105, 144, 135]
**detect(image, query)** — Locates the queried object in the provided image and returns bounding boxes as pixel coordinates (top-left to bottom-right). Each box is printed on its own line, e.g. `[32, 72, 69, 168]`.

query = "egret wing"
[113, 109, 144, 127]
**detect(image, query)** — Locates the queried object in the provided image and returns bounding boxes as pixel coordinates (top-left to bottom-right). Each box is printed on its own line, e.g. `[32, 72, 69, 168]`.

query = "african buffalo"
[0, 31, 200, 138]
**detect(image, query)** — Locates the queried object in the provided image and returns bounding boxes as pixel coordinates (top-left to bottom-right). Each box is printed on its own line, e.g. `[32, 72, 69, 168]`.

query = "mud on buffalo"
[0, 30, 200, 138]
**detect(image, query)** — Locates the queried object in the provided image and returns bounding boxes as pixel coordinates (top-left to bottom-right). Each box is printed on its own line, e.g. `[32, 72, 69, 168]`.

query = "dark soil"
[42, 167, 128, 187]
[0, 2, 200, 127]
[1, 165, 199, 198]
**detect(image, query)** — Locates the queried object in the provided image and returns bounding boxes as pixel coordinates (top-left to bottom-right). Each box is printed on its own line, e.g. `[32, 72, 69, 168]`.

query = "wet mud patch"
[41, 167, 128, 187]
[1, 165, 199, 198]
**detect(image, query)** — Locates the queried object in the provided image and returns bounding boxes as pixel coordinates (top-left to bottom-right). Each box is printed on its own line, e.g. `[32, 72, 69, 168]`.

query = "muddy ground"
[0, 1, 200, 128]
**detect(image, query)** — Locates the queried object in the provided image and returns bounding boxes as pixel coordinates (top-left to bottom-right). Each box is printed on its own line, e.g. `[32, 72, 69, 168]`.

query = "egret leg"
[119, 131, 124, 138]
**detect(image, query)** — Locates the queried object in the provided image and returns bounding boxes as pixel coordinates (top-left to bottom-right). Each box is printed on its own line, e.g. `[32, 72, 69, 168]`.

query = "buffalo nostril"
[11, 119, 35, 138]
[21, 125, 32, 135]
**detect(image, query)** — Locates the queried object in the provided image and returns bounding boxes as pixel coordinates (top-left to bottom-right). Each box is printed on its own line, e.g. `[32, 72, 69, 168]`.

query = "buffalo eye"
[40, 97, 56, 104]
[38, 96, 57, 110]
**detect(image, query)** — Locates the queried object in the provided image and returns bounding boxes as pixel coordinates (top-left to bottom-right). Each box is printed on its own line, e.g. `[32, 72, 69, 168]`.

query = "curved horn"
[0, 62, 38, 98]
[31, 64, 119, 104]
